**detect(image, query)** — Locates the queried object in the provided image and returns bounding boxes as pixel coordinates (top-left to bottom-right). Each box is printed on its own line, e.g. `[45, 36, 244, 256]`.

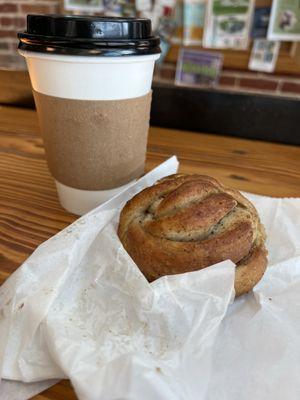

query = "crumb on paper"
[18, 303, 24, 309]
[5, 298, 12, 306]
[269, 297, 272, 301]
[156, 367, 162, 374]
[43, 287, 54, 295]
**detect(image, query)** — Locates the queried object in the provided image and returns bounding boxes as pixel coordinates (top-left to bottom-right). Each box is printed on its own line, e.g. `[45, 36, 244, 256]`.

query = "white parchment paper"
[0, 157, 299, 400]
[207, 194, 300, 400]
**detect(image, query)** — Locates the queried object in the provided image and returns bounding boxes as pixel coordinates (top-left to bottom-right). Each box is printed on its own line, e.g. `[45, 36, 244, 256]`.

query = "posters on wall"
[183, 0, 206, 45]
[268, 0, 300, 41]
[175, 48, 223, 86]
[203, 0, 255, 50]
[249, 39, 280, 73]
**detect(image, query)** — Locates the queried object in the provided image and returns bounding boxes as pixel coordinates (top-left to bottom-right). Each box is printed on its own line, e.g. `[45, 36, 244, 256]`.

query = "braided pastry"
[118, 174, 267, 296]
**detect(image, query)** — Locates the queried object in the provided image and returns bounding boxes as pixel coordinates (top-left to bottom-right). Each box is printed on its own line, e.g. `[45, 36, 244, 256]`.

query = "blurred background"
[0, 0, 299, 144]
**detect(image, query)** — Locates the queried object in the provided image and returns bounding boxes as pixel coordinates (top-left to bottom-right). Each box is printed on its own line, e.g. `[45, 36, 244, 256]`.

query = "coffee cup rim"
[18, 14, 161, 57]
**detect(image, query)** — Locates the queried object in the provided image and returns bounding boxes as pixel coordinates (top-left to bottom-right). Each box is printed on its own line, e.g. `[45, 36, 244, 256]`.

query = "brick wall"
[0, 0, 60, 69]
[155, 63, 300, 99]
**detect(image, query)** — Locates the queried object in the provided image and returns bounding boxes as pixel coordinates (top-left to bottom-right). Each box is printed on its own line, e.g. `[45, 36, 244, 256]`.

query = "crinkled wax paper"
[0, 157, 299, 400]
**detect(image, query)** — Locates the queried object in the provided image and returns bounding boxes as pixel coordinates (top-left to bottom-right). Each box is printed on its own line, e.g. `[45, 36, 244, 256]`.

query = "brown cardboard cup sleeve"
[33, 90, 152, 190]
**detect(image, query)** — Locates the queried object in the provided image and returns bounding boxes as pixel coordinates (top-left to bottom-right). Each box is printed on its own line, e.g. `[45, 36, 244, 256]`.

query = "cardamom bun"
[118, 174, 268, 296]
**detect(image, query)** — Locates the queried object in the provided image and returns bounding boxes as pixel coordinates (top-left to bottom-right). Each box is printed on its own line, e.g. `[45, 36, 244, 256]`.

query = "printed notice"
[251, 6, 271, 39]
[64, 0, 103, 11]
[175, 48, 223, 87]
[268, 0, 300, 41]
[203, 0, 255, 50]
[249, 39, 280, 73]
[183, 0, 207, 45]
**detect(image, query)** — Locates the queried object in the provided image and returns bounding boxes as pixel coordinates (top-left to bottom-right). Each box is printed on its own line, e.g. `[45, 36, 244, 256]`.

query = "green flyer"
[268, 0, 300, 40]
[203, 0, 255, 50]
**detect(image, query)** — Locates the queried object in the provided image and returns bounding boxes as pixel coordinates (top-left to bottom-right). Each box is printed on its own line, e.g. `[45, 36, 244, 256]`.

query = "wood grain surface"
[1, 105, 300, 399]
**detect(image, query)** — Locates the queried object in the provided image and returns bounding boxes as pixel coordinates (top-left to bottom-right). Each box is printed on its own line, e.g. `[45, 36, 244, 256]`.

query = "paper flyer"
[268, 0, 300, 41]
[203, 0, 255, 50]
[183, 0, 207, 45]
[251, 6, 271, 38]
[249, 39, 280, 73]
[64, 0, 104, 12]
[171, 0, 184, 44]
[135, 0, 152, 12]
[175, 48, 223, 86]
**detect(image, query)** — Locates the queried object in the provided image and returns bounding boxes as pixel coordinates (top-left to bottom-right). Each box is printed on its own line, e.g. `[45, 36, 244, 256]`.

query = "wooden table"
[1, 105, 300, 399]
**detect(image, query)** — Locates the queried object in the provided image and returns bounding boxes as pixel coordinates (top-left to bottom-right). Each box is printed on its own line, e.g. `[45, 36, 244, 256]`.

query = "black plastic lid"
[18, 14, 161, 57]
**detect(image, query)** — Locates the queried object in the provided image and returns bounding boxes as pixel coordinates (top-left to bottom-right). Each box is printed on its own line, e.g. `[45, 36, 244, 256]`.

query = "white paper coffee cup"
[19, 15, 160, 215]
